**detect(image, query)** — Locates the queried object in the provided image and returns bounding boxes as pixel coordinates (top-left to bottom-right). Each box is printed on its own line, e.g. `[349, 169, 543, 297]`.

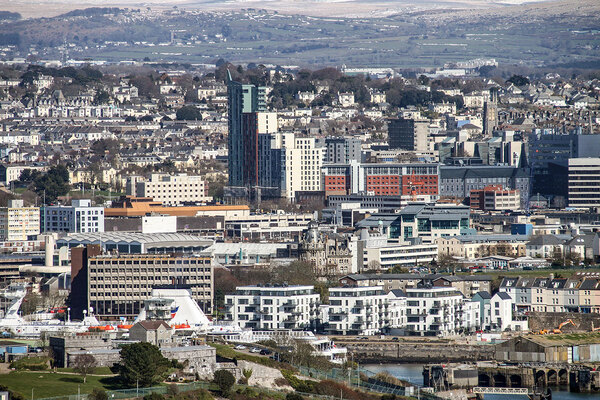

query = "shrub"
[143, 393, 165, 400]
[213, 370, 236, 396]
[88, 389, 108, 400]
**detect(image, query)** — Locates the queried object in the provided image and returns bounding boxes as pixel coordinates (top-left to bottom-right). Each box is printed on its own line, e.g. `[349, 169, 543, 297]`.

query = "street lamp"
[67, 307, 71, 323]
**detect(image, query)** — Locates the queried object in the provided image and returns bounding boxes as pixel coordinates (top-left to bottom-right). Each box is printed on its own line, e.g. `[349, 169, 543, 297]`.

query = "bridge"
[472, 387, 551, 400]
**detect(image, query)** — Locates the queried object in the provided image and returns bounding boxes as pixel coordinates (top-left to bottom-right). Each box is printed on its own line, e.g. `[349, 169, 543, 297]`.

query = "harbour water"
[365, 364, 597, 400]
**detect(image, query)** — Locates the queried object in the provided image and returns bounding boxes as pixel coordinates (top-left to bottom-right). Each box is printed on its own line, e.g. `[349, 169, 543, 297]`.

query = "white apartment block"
[42, 199, 104, 233]
[405, 287, 470, 337]
[133, 173, 212, 205]
[363, 242, 438, 270]
[326, 286, 405, 335]
[225, 285, 320, 330]
[0, 199, 40, 241]
[568, 158, 600, 209]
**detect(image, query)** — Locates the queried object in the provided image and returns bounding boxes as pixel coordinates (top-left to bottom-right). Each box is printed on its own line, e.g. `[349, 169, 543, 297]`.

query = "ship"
[0, 283, 100, 338]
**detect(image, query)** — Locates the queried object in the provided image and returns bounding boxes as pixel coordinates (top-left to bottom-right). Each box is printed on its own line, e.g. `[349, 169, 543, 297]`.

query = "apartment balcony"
[329, 310, 348, 316]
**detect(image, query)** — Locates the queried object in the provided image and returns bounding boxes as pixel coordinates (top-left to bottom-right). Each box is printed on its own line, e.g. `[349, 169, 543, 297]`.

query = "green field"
[0, 371, 122, 399]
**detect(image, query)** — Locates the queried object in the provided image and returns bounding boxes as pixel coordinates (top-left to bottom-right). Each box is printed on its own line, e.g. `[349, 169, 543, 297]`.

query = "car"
[391, 337, 399, 342]
[234, 345, 247, 350]
[260, 349, 272, 355]
[359, 336, 369, 340]
[250, 347, 261, 353]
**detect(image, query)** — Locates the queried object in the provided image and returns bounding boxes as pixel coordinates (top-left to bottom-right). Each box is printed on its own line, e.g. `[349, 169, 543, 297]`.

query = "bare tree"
[73, 354, 97, 383]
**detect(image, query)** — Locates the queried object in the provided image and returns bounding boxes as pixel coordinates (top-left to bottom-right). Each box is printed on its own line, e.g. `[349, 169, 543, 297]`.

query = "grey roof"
[579, 279, 599, 290]
[527, 235, 563, 246]
[568, 235, 596, 247]
[440, 165, 530, 180]
[451, 234, 530, 243]
[398, 204, 427, 215]
[389, 289, 406, 297]
[355, 214, 400, 228]
[474, 291, 491, 299]
[496, 292, 512, 300]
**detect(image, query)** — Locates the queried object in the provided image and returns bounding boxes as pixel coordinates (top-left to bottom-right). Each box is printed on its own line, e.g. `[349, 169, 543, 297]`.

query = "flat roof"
[57, 232, 213, 247]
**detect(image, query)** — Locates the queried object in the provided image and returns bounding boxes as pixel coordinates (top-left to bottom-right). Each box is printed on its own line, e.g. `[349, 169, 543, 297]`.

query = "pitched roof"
[495, 292, 512, 300]
[527, 235, 563, 246]
[135, 320, 171, 331]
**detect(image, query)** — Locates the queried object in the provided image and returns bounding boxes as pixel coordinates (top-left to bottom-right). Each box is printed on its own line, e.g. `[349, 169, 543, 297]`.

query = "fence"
[38, 362, 443, 400]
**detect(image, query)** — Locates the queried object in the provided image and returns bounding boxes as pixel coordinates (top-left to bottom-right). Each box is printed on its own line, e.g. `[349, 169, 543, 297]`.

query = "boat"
[0, 283, 100, 338]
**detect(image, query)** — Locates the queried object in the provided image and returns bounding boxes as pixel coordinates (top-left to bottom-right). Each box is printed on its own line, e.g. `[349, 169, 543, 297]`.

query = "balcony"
[329, 309, 348, 316]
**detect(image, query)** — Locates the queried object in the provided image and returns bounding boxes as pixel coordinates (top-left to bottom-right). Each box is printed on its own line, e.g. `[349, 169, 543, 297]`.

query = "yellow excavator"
[533, 319, 577, 335]
[552, 319, 576, 334]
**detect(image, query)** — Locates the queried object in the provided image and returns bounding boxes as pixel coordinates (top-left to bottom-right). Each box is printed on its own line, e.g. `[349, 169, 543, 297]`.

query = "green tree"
[271, 260, 316, 285]
[117, 342, 170, 387]
[213, 370, 235, 396]
[31, 165, 70, 204]
[176, 105, 202, 120]
[94, 89, 110, 105]
[507, 74, 530, 86]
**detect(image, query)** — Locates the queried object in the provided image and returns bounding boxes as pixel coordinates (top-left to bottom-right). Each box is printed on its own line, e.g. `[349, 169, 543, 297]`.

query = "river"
[365, 364, 598, 400]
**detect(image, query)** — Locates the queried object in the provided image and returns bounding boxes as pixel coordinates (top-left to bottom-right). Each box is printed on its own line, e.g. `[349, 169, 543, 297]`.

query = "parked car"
[260, 349, 272, 355]
[250, 347, 261, 353]
[234, 345, 247, 350]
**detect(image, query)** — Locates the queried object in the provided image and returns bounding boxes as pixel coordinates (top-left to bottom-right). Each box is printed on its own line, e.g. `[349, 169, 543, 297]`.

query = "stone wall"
[528, 312, 600, 333]
[338, 341, 495, 363]
[236, 360, 291, 390]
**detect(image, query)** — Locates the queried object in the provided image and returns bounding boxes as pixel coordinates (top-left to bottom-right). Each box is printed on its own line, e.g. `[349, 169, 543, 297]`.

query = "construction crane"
[406, 171, 424, 202]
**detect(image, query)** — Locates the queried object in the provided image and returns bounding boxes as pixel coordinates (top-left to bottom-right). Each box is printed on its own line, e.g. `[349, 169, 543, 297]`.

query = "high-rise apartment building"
[0, 199, 40, 241]
[388, 118, 430, 151]
[258, 132, 325, 199]
[129, 173, 211, 205]
[227, 71, 267, 187]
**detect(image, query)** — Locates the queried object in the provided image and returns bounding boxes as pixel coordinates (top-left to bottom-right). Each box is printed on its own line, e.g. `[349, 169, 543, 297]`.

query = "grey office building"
[439, 165, 531, 209]
[388, 118, 429, 151]
[324, 136, 362, 164]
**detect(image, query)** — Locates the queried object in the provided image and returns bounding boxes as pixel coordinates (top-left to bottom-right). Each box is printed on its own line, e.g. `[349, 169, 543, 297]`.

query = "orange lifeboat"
[117, 324, 133, 330]
[173, 324, 191, 330]
[88, 325, 115, 332]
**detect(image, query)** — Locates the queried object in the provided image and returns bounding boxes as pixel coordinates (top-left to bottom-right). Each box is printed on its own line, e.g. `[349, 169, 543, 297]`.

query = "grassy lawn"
[208, 343, 294, 372]
[0, 371, 123, 399]
[56, 367, 114, 375]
